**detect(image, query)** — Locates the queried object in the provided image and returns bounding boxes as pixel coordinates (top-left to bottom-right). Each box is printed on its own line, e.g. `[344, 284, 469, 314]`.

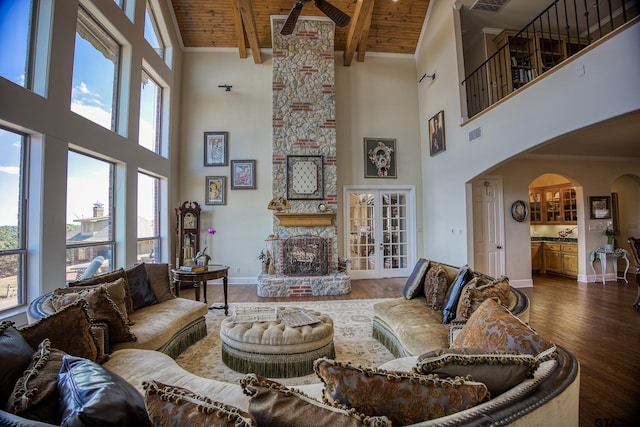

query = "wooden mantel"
[274, 212, 335, 227]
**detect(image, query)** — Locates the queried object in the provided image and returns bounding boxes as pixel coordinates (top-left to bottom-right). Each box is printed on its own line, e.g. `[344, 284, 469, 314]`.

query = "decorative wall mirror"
[286, 155, 324, 200]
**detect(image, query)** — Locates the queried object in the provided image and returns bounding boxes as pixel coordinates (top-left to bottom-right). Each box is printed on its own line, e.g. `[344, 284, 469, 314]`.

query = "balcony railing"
[462, 0, 638, 119]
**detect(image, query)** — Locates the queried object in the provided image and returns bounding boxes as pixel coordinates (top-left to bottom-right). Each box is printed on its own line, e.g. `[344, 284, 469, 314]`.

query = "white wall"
[178, 52, 423, 281]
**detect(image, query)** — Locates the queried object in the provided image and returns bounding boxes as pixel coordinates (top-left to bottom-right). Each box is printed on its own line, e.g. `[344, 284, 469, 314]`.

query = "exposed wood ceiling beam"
[237, 0, 262, 64]
[231, 0, 248, 59]
[344, 0, 375, 66]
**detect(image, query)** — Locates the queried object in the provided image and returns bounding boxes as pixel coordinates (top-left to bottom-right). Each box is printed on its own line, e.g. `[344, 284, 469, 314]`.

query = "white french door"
[344, 187, 416, 279]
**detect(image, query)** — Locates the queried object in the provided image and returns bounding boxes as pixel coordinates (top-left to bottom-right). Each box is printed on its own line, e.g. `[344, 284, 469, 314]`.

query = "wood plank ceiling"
[170, 0, 430, 65]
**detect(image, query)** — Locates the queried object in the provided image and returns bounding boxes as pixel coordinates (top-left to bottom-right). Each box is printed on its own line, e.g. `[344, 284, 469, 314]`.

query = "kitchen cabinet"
[543, 242, 577, 278]
[529, 184, 577, 225]
[531, 242, 542, 272]
[529, 189, 542, 224]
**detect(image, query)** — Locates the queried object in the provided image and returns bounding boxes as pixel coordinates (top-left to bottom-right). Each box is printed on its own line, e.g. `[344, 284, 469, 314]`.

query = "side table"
[589, 248, 629, 284]
[171, 265, 229, 315]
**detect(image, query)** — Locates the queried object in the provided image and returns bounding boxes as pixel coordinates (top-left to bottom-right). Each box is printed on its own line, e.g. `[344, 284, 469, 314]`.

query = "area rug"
[175, 299, 396, 387]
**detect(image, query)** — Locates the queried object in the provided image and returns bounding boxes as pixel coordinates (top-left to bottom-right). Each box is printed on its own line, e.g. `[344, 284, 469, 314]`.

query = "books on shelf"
[179, 265, 207, 273]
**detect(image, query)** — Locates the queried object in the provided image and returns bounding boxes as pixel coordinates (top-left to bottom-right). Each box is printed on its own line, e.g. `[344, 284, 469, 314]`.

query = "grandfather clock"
[176, 201, 201, 267]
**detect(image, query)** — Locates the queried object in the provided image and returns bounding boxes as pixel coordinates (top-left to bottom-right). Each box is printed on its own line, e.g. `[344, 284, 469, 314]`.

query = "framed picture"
[589, 196, 611, 219]
[206, 176, 226, 205]
[364, 138, 397, 178]
[230, 160, 256, 189]
[204, 132, 228, 166]
[286, 155, 323, 200]
[428, 110, 446, 156]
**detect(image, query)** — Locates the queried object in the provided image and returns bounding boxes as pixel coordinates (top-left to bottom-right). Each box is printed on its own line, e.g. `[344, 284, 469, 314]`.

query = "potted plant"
[257, 250, 269, 274]
[603, 227, 619, 251]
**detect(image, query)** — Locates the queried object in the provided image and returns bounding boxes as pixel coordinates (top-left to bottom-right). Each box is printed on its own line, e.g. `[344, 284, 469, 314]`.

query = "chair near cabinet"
[628, 237, 640, 311]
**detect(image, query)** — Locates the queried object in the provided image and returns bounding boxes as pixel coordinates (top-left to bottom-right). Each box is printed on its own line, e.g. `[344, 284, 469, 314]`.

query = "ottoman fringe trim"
[222, 341, 336, 378]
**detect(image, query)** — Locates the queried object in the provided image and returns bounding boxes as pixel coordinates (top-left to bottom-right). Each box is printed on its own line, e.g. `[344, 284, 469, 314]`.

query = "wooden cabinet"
[542, 242, 577, 278]
[529, 189, 542, 224]
[531, 242, 542, 272]
[529, 184, 577, 225]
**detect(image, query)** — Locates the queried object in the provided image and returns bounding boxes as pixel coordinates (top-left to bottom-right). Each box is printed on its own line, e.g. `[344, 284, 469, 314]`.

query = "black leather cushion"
[402, 259, 430, 299]
[57, 355, 151, 427]
[0, 322, 35, 408]
[125, 263, 157, 311]
[441, 266, 473, 324]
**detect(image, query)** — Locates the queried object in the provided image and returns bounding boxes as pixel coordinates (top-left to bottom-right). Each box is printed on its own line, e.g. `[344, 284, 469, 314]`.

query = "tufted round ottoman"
[220, 307, 335, 378]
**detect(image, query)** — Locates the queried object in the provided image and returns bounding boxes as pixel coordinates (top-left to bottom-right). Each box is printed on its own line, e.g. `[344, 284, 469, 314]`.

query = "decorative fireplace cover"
[283, 236, 329, 276]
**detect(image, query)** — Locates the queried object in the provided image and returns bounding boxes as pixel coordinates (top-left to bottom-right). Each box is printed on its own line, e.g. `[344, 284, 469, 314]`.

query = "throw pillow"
[456, 276, 510, 321]
[19, 300, 101, 363]
[402, 258, 430, 299]
[0, 321, 35, 408]
[414, 347, 539, 396]
[125, 263, 158, 310]
[57, 355, 151, 427]
[56, 277, 131, 325]
[240, 374, 392, 427]
[7, 339, 65, 425]
[144, 263, 175, 303]
[70, 268, 134, 315]
[143, 380, 256, 427]
[452, 298, 557, 360]
[423, 263, 451, 310]
[50, 285, 136, 344]
[441, 266, 474, 324]
[313, 358, 489, 426]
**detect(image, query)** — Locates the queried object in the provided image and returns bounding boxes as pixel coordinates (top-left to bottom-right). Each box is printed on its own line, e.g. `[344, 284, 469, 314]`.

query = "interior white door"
[344, 187, 415, 279]
[472, 178, 505, 277]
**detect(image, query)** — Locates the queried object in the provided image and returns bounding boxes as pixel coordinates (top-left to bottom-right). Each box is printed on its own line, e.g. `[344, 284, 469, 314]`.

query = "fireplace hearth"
[283, 235, 328, 276]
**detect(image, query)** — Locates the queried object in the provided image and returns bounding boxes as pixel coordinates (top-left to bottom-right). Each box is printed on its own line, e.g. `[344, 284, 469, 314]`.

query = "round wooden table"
[171, 265, 229, 315]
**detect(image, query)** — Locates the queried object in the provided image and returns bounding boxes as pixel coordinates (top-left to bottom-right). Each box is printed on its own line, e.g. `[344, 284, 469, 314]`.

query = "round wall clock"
[511, 200, 528, 222]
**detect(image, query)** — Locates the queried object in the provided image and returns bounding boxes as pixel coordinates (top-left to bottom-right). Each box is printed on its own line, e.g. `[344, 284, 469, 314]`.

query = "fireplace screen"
[283, 236, 329, 276]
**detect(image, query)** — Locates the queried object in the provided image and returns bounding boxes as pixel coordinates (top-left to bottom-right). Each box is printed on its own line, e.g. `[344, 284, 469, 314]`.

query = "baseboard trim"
[510, 279, 533, 288]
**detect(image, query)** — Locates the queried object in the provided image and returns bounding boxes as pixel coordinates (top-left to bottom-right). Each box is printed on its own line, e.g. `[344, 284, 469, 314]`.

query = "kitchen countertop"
[531, 237, 577, 243]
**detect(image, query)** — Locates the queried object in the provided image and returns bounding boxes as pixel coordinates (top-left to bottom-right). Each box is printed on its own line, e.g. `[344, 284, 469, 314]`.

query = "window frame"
[136, 171, 161, 263]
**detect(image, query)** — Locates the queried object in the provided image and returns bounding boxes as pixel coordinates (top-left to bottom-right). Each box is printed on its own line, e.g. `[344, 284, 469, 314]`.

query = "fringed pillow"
[0, 321, 35, 408]
[240, 373, 392, 427]
[143, 380, 256, 427]
[313, 358, 489, 426]
[455, 276, 510, 321]
[70, 268, 133, 315]
[402, 258, 430, 299]
[414, 347, 539, 396]
[423, 263, 451, 310]
[56, 277, 131, 325]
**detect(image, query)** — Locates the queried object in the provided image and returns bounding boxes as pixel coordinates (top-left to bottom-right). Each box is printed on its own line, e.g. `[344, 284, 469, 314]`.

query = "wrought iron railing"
[462, 0, 638, 119]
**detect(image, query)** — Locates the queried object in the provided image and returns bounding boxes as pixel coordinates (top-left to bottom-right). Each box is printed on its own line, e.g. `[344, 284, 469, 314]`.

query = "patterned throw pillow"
[56, 277, 131, 324]
[143, 380, 256, 427]
[441, 266, 474, 324]
[313, 358, 489, 426]
[7, 339, 65, 425]
[414, 347, 539, 396]
[70, 268, 134, 315]
[452, 298, 556, 360]
[0, 321, 35, 408]
[50, 285, 136, 344]
[240, 374, 392, 427]
[19, 300, 101, 362]
[456, 276, 510, 321]
[423, 264, 451, 310]
[402, 258, 430, 299]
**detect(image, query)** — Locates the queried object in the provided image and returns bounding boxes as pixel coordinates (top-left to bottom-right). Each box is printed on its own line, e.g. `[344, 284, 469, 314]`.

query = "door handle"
[496, 245, 503, 249]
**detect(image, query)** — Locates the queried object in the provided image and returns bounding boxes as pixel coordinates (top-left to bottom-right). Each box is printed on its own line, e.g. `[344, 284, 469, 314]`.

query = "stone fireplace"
[256, 17, 350, 298]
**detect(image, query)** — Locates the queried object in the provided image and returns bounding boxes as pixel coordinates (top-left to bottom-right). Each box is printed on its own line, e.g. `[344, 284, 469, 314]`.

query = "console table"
[589, 248, 629, 284]
[171, 265, 229, 315]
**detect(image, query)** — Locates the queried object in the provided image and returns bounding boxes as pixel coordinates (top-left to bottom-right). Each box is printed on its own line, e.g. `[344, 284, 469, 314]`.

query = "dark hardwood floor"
[193, 273, 640, 426]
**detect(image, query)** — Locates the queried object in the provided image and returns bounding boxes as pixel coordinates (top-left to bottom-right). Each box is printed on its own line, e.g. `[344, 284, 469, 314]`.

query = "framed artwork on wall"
[204, 132, 228, 166]
[206, 176, 226, 205]
[286, 155, 324, 200]
[230, 160, 256, 189]
[364, 138, 396, 178]
[428, 110, 446, 156]
[589, 196, 611, 219]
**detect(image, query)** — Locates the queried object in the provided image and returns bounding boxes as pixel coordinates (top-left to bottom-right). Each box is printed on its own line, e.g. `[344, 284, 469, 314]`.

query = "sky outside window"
[0, 129, 23, 227]
[0, 0, 32, 86]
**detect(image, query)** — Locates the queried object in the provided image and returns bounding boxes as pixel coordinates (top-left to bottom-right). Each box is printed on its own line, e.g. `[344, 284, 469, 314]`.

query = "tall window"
[71, 7, 120, 131]
[144, 1, 164, 59]
[0, 128, 27, 311]
[0, 0, 34, 87]
[66, 152, 114, 281]
[139, 70, 162, 153]
[137, 172, 160, 263]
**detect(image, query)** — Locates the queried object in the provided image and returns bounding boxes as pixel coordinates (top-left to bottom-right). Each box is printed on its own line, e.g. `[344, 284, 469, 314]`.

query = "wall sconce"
[218, 84, 232, 92]
[419, 73, 436, 83]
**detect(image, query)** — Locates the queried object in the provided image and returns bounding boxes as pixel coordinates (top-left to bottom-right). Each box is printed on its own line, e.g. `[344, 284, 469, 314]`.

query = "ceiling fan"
[280, 0, 351, 35]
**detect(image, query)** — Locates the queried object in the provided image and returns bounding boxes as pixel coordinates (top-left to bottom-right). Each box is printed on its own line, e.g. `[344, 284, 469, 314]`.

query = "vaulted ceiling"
[170, 0, 430, 65]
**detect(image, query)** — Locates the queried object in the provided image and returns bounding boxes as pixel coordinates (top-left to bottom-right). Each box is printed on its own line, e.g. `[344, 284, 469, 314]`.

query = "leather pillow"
[314, 358, 489, 426]
[423, 264, 450, 310]
[7, 339, 65, 425]
[57, 355, 151, 427]
[125, 263, 158, 310]
[70, 268, 133, 315]
[415, 347, 539, 396]
[402, 258, 430, 299]
[441, 266, 473, 324]
[0, 321, 35, 408]
[240, 374, 392, 427]
[143, 380, 256, 427]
